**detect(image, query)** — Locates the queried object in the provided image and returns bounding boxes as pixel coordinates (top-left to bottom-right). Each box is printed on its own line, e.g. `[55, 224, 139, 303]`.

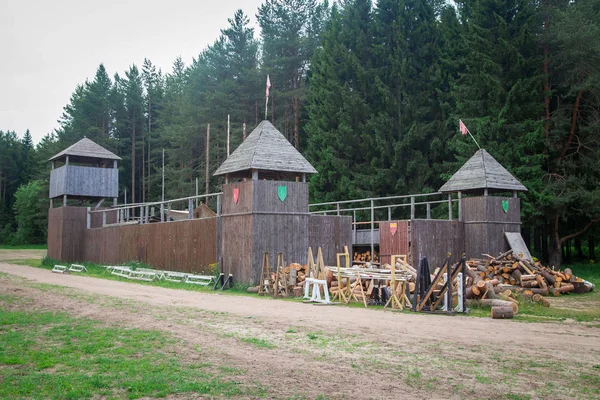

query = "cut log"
[521, 280, 539, 288]
[491, 306, 514, 319]
[247, 286, 260, 293]
[472, 299, 518, 314]
[540, 270, 556, 285]
[532, 294, 550, 307]
[292, 286, 303, 297]
[557, 283, 575, 294]
[535, 275, 547, 289]
[529, 287, 549, 296]
[520, 274, 536, 281]
[512, 269, 522, 283]
[522, 289, 533, 298]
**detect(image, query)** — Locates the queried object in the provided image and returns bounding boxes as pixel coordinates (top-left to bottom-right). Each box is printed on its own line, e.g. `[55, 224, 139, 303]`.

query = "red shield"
[390, 222, 398, 236]
[233, 188, 239, 204]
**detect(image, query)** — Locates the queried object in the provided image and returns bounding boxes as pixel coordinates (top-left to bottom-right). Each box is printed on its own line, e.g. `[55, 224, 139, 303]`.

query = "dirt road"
[1, 259, 599, 399]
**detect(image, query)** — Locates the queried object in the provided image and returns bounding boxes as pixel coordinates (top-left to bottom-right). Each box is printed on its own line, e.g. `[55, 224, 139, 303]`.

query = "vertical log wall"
[462, 196, 520, 259]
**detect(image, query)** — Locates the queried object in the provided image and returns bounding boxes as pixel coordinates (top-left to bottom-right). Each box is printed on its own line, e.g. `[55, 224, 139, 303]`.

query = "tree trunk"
[131, 121, 136, 206]
[542, 224, 549, 262]
[575, 238, 583, 259]
[293, 95, 300, 149]
[142, 132, 146, 203]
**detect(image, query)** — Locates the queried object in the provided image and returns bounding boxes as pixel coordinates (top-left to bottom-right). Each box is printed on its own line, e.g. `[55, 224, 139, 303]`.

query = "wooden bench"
[69, 264, 87, 273]
[184, 274, 214, 285]
[52, 265, 68, 274]
[164, 271, 188, 282]
[128, 270, 159, 282]
[110, 266, 133, 278]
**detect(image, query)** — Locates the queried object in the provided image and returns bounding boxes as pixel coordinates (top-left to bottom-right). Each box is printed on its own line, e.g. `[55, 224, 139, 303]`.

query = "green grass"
[0, 244, 47, 250]
[239, 337, 276, 349]
[0, 304, 254, 399]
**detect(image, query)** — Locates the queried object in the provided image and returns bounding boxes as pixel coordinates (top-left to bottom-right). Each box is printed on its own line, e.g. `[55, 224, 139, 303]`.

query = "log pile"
[247, 262, 310, 296]
[353, 251, 379, 263]
[464, 250, 594, 305]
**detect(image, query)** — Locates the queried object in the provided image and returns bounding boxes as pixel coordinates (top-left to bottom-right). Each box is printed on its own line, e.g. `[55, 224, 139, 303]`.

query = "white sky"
[0, 0, 264, 143]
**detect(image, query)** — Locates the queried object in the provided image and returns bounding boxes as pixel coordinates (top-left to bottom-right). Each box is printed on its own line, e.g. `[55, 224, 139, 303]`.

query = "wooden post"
[336, 203, 340, 216]
[448, 193, 452, 220]
[65, 156, 69, 166]
[102, 211, 106, 227]
[225, 174, 229, 184]
[302, 173, 306, 183]
[87, 207, 91, 229]
[243, 122, 247, 141]
[426, 203, 431, 219]
[388, 207, 391, 221]
[113, 160, 117, 169]
[63, 195, 67, 206]
[205, 124, 210, 204]
[160, 202, 164, 222]
[513, 190, 517, 198]
[458, 191, 462, 221]
[161, 149, 165, 204]
[195, 178, 199, 208]
[216, 194, 221, 217]
[353, 210, 357, 244]
[188, 199, 193, 220]
[370, 199, 375, 260]
[252, 169, 258, 180]
[410, 196, 415, 219]
[51, 161, 55, 170]
[226, 114, 230, 156]
[145, 205, 149, 224]
[167, 202, 171, 222]
[484, 188, 489, 196]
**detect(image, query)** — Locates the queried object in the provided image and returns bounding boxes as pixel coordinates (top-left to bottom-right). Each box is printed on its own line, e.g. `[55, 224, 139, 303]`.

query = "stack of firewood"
[353, 251, 379, 263]
[464, 250, 594, 305]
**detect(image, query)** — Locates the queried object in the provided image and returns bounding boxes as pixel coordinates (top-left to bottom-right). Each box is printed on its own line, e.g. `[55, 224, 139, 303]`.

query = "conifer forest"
[1, 0, 598, 266]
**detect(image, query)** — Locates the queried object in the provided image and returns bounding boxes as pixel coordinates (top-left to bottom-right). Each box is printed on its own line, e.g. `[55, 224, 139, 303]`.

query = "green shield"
[502, 200, 509, 213]
[277, 185, 287, 202]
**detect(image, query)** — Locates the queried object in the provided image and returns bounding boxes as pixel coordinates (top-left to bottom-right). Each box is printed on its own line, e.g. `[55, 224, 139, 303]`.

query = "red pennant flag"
[459, 119, 468, 136]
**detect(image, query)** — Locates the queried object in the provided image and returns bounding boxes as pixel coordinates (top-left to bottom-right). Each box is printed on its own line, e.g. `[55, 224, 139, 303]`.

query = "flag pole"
[265, 75, 271, 121]
[466, 127, 482, 150]
[460, 119, 482, 150]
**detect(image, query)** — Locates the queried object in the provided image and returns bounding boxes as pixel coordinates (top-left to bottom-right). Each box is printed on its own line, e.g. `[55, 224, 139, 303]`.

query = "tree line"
[1, 0, 598, 266]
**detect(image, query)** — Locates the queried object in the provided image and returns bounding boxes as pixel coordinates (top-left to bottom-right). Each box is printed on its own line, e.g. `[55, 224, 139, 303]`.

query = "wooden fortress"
[48, 124, 530, 282]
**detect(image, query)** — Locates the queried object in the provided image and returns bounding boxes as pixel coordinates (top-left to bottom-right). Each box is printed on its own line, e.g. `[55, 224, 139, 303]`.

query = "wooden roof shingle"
[49, 138, 121, 161]
[439, 149, 527, 193]
[213, 120, 317, 176]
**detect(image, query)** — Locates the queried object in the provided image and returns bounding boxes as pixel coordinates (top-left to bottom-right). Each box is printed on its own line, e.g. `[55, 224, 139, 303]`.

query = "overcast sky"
[0, 0, 264, 144]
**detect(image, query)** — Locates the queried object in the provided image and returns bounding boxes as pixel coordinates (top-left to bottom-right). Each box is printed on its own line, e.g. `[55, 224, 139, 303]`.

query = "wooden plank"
[504, 232, 533, 262]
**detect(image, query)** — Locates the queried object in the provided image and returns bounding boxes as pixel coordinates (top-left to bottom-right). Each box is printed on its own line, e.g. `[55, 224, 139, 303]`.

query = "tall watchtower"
[49, 138, 121, 207]
[214, 120, 317, 284]
[439, 149, 527, 258]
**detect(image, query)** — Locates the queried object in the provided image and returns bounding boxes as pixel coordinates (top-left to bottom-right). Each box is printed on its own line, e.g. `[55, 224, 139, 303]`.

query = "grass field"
[0, 296, 260, 399]
[1, 253, 600, 399]
[0, 244, 47, 250]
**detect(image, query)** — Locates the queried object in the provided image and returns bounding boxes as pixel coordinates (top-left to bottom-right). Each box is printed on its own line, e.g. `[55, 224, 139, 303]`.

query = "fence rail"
[87, 192, 223, 229]
[308, 192, 461, 258]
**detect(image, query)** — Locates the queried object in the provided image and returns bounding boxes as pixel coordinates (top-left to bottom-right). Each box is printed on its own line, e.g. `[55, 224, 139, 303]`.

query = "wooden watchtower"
[49, 138, 121, 207]
[214, 120, 318, 284]
[439, 149, 527, 259]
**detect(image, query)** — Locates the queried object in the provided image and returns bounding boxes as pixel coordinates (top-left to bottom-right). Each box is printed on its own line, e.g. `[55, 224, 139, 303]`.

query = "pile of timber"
[353, 251, 379, 263]
[247, 262, 311, 297]
[328, 261, 417, 303]
[465, 250, 594, 308]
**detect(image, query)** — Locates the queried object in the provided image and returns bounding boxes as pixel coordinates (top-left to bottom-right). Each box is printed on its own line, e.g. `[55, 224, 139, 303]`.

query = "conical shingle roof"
[49, 138, 121, 161]
[439, 149, 527, 193]
[214, 120, 317, 176]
